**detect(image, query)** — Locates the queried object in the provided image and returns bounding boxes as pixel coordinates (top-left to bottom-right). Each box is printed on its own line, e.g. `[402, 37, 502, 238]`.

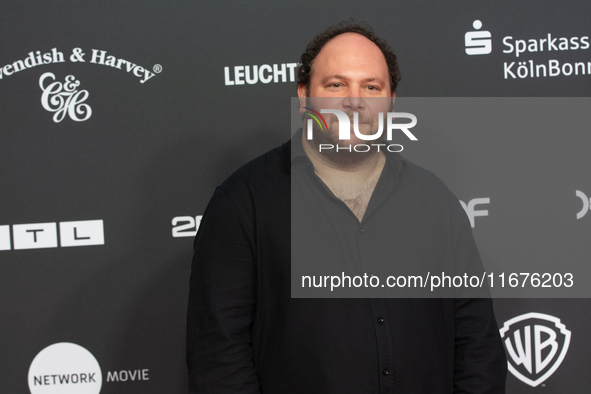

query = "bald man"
[187, 21, 507, 394]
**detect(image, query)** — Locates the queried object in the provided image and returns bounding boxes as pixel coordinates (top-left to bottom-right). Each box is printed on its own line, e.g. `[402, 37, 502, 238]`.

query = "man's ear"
[389, 91, 396, 112]
[297, 84, 307, 114]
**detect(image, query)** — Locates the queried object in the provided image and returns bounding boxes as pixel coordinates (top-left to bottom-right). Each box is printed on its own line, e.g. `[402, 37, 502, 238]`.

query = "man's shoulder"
[396, 154, 465, 211]
[218, 139, 291, 197]
[395, 155, 472, 232]
[398, 155, 453, 193]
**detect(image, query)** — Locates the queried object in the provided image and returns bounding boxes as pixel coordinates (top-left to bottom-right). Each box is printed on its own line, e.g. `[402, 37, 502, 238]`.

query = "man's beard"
[303, 104, 384, 166]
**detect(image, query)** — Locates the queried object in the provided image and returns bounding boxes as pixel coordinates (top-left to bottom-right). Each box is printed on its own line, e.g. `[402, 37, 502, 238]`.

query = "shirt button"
[382, 369, 389, 375]
[359, 228, 365, 234]
[377, 318, 384, 324]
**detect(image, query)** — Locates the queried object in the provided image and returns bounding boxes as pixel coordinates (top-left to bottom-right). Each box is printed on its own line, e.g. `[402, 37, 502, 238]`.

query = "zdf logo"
[465, 20, 492, 55]
[499, 312, 571, 387]
[576, 190, 591, 219]
[459, 197, 490, 228]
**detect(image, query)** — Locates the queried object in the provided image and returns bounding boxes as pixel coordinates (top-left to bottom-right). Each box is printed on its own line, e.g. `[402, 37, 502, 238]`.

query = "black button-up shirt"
[187, 130, 507, 393]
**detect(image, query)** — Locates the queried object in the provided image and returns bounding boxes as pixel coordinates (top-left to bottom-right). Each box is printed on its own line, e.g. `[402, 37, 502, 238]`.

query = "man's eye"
[367, 85, 378, 90]
[329, 83, 342, 88]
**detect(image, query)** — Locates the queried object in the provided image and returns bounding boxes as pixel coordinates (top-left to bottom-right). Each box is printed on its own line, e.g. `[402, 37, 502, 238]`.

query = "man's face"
[298, 32, 395, 149]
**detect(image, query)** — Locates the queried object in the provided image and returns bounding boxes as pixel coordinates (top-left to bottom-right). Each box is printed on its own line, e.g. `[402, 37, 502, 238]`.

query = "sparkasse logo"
[499, 312, 571, 387]
[463, 20, 591, 80]
[465, 20, 492, 55]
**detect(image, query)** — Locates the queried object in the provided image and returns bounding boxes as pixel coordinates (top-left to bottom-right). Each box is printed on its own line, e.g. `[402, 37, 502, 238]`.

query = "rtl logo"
[0, 220, 104, 251]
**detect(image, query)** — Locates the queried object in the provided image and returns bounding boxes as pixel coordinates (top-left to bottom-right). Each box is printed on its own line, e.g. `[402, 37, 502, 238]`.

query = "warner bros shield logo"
[499, 312, 571, 387]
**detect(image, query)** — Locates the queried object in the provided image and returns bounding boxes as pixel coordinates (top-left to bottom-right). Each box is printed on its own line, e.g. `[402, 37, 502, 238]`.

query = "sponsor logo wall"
[1, 1, 590, 393]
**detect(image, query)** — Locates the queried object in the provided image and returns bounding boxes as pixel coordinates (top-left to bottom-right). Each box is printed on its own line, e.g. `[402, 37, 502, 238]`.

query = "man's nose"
[342, 94, 364, 111]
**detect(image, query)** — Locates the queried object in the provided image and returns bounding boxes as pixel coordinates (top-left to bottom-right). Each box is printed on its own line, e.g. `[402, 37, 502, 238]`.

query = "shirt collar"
[289, 128, 309, 173]
[288, 128, 404, 175]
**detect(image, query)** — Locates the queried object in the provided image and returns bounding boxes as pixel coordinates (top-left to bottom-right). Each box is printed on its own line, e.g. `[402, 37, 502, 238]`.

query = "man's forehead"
[311, 32, 387, 74]
[324, 32, 376, 47]
[320, 33, 382, 57]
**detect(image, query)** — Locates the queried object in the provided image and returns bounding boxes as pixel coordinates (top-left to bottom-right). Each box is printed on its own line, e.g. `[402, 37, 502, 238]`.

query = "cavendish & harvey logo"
[40, 73, 91, 123]
[1, 47, 161, 122]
